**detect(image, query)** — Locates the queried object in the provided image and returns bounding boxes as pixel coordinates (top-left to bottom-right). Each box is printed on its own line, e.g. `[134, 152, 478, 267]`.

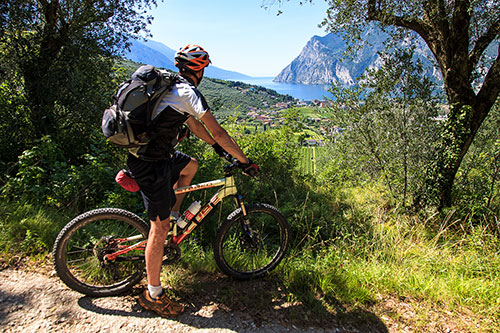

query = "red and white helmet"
[174, 44, 211, 72]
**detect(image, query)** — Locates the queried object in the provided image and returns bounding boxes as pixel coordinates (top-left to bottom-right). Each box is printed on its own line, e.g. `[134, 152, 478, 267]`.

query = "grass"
[277, 185, 500, 330]
[162, 184, 500, 331]
[1, 185, 499, 331]
[0, 201, 69, 262]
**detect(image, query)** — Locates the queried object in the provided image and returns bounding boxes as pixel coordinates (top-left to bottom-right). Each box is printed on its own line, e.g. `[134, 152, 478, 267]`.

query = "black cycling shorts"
[127, 151, 191, 221]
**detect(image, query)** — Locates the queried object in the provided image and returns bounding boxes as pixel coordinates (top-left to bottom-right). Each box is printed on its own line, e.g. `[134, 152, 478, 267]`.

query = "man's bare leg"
[140, 215, 184, 316]
[171, 158, 198, 213]
[145, 215, 170, 288]
[145, 158, 197, 288]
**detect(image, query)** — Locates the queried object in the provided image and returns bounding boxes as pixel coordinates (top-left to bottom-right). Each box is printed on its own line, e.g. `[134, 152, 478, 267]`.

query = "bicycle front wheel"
[214, 203, 290, 280]
[52, 208, 149, 297]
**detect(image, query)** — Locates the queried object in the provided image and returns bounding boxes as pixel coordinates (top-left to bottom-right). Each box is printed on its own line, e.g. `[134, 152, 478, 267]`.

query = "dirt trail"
[1, 266, 483, 332]
[0, 268, 349, 333]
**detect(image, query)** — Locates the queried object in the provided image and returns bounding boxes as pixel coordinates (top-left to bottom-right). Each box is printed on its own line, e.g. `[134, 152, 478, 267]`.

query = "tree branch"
[476, 48, 500, 116]
[449, 0, 471, 50]
[437, 0, 447, 19]
[469, 19, 500, 71]
[367, 0, 430, 40]
[422, 0, 447, 24]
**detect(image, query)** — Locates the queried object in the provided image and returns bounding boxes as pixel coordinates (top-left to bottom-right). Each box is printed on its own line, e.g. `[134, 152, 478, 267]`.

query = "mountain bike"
[52, 159, 290, 297]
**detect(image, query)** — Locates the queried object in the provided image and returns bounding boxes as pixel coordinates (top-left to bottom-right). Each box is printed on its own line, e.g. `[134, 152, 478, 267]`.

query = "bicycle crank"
[162, 243, 181, 265]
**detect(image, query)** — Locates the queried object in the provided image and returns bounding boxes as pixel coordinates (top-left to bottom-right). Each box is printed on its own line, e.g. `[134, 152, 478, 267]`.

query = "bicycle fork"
[234, 195, 257, 248]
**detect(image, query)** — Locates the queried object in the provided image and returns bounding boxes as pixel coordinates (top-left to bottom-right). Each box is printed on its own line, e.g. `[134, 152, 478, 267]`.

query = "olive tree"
[318, 0, 500, 208]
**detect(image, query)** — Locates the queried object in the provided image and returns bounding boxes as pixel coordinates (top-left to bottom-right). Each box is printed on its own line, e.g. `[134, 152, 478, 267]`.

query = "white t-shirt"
[153, 81, 209, 121]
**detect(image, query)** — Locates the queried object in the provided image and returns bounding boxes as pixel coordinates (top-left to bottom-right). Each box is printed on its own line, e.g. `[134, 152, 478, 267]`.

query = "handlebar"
[221, 150, 258, 178]
[222, 152, 241, 174]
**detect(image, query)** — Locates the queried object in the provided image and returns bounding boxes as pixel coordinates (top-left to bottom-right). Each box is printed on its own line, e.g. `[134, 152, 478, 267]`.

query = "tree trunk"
[432, 86, 490, 207]
[20, 0, 67, 137]
[365, 0, 500, 208]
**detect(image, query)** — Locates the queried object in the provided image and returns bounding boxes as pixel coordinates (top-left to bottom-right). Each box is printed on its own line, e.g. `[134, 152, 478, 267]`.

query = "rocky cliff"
[274, 30, 442, 86]
[274, 32, 386, 85]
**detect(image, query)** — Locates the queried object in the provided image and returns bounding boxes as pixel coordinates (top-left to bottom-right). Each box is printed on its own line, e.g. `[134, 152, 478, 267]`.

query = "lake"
[226, 77, 333, 101]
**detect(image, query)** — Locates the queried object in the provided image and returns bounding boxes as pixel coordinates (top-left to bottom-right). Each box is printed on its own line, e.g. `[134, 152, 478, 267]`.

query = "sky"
[146, 0, 330, 77]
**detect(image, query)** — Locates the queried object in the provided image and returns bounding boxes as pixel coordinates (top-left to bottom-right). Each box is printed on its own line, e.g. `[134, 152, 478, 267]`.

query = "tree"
[327, 46, 441, 207]
[0, 0, 157, 157]
[322, 0, 500, 208]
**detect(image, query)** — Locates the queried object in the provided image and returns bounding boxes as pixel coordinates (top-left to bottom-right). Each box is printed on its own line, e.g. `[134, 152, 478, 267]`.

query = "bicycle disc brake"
[162, 243, 181, 265]
[93, 236, 118, 267]
[240, 227, 261, 251]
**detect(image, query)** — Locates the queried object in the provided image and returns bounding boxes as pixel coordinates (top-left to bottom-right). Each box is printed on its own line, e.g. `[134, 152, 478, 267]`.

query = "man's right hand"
[240, 159, 259, 177]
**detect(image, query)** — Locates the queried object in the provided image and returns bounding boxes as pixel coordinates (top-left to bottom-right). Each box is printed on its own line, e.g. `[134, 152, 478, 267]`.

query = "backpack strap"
[146, 74, 180, 127]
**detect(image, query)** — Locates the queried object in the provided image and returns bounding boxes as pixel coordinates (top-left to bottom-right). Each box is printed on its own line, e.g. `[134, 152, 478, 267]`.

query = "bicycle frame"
[170, 173, 240, 243]
[104, 173, 243, 261]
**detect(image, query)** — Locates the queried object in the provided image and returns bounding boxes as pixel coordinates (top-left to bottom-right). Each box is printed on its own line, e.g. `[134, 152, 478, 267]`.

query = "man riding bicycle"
[126, 44, 259, 317]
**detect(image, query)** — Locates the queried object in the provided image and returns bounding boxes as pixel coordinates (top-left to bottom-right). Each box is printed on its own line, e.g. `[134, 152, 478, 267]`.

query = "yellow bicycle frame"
[170, 174, 240, 244]
[104, 174, 241, 261]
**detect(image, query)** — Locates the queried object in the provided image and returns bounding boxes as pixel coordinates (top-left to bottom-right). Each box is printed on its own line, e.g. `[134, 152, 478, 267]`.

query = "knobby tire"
[52, 208, 149, 297]
[214, 203, 289, 280]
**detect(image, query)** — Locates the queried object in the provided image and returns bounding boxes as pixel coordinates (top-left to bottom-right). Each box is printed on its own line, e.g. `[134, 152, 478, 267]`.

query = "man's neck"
[180, 72, 198, 87]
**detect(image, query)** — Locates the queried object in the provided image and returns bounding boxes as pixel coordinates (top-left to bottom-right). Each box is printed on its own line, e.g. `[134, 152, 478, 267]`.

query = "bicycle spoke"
[53, 209, 149, 296]
[214, 204, 289, 279]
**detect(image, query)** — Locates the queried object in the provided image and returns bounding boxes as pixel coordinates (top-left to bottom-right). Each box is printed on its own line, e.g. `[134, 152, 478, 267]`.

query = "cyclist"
[126, 44, 259, 317]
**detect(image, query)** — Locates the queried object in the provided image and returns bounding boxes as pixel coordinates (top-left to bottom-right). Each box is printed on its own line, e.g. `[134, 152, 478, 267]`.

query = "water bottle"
[176, 201, 202, 228]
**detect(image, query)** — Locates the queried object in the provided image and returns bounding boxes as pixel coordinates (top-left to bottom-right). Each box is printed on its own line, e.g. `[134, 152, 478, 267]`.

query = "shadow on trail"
[177, 273, 388, 332]
[77, 286, 152, 319]
[77, 273, 388, 332]
[0, 289, 28, 323]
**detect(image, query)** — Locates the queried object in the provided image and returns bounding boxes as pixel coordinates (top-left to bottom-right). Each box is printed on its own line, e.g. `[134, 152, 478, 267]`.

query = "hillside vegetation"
[199, 78, 294, 116]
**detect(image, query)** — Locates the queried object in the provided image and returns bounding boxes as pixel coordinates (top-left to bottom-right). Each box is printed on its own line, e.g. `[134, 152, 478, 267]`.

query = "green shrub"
[1, 135, 119, 211]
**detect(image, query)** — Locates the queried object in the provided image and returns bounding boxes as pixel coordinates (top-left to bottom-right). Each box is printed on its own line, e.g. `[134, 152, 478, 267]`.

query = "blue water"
[227, 77, 333, 101]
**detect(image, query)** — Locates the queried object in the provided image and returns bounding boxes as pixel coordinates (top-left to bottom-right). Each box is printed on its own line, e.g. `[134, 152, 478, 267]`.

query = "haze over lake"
[226, 77, 333, 101]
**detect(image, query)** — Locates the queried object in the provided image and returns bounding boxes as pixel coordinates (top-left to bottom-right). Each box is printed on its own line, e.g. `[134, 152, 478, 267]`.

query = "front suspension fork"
[234, 195, 256, 247]
[234, 195, 247, 217]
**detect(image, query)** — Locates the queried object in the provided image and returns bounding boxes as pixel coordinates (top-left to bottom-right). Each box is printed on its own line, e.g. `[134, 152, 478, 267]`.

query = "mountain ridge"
[274, 30, 440, 86]
[125, 39, 252, 80]
[274, 30, 386, 85]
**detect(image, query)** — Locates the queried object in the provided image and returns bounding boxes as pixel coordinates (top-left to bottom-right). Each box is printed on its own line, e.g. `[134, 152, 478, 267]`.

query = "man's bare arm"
[186, 116, 216, 145]
[198, 110, 249, 163]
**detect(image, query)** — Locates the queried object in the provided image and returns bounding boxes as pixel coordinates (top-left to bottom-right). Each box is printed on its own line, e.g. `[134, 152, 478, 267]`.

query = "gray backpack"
[101, 65, 179, 148]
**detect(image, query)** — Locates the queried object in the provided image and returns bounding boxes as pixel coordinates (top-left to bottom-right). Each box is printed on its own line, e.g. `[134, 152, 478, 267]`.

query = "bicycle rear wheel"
[52, 208, 149, 297]
[214, 203, 290, 280]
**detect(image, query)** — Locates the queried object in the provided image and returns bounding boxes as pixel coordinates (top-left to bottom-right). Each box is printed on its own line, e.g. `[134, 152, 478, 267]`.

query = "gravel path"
[0, 269, 342, 333]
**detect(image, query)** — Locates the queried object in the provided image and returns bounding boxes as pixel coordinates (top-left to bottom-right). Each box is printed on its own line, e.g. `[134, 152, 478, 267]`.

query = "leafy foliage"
[453, 102, 500, 217]
[1, 135, 119, 212]
[321, 0, 500, 207]
[0, 75, 32, 175]
[321, 46, 442, 208]
[0, 0, 158, 164]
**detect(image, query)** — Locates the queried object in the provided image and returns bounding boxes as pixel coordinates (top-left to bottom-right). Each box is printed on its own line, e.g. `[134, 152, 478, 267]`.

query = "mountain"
[274, 29, 439, 86]
[124, 39, 252, 80]
[124, 39, 176, 70]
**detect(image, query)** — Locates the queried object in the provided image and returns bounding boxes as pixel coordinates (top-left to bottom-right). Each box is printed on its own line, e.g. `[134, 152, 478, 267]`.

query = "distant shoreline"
[224, 77, 332, 101]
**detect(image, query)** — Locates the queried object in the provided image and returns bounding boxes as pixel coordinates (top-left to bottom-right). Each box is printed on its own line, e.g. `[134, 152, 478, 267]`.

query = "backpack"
[101, 65, 179, 148]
